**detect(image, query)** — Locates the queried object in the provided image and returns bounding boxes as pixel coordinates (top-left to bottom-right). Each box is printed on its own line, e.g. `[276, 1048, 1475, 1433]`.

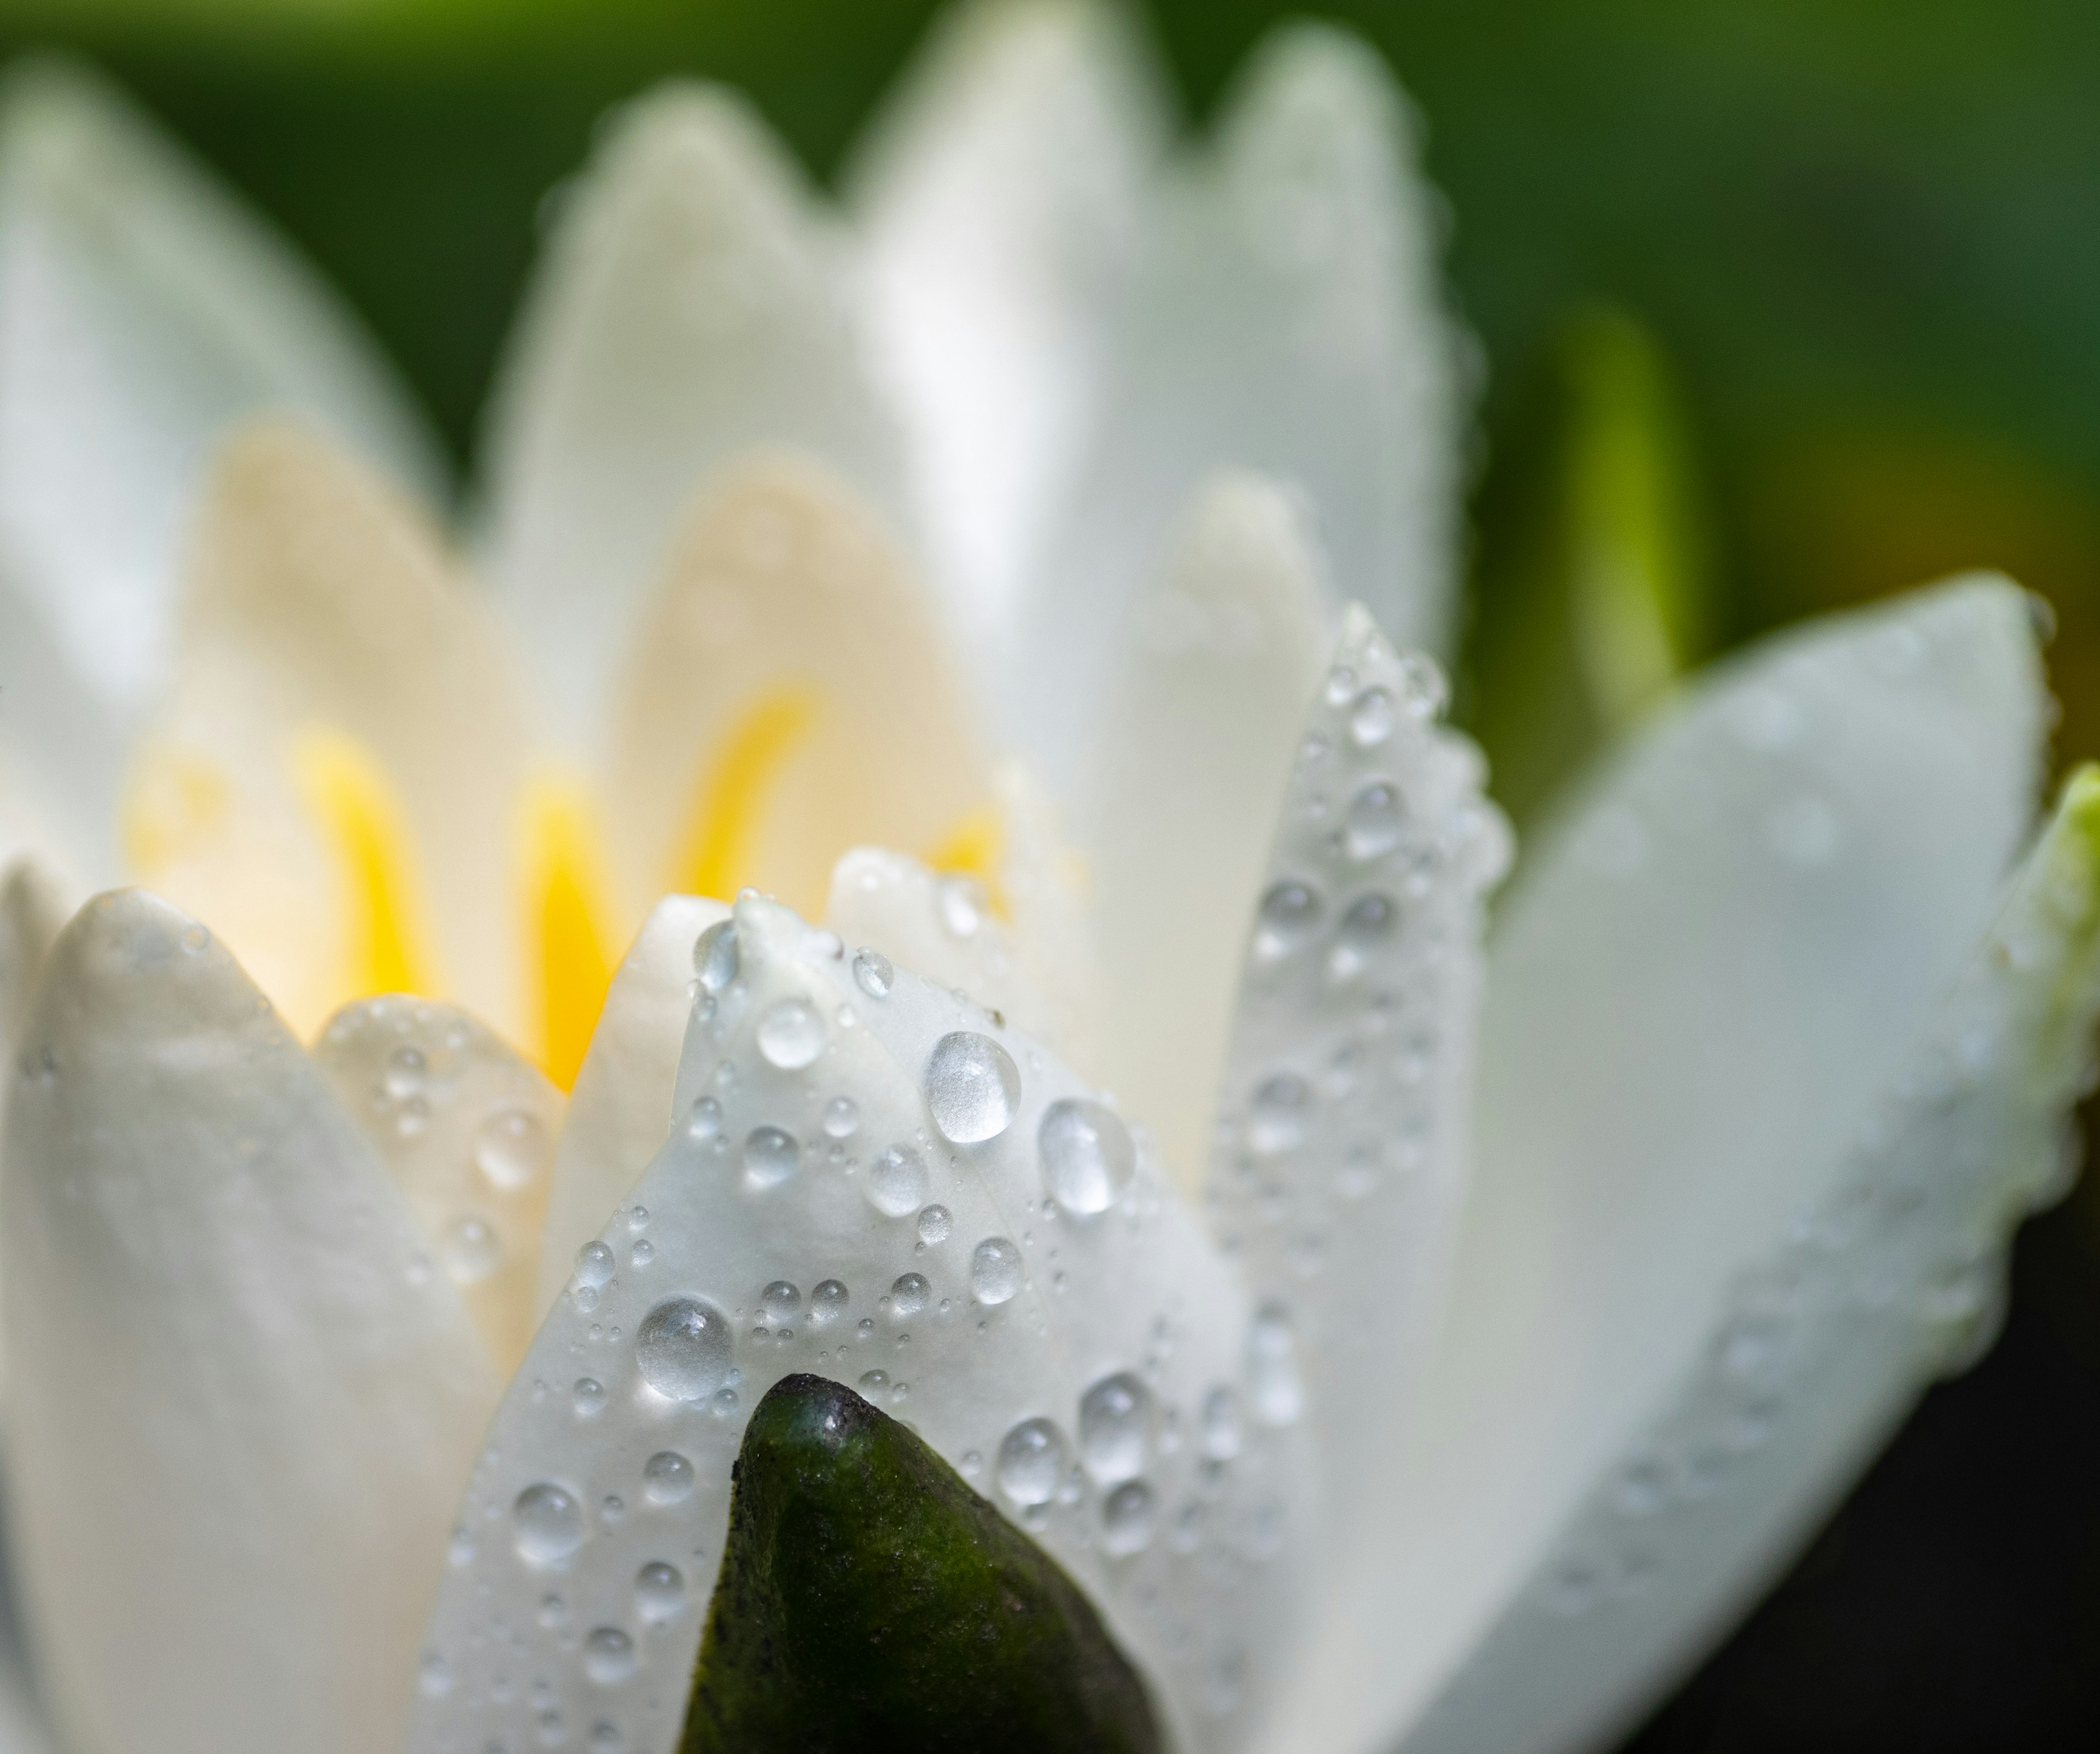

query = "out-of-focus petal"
[1287, 578, 2048, 1754]
[1075, 473, 1328, 1191]
[126, 422, 535, 1039]
[2, 889, 499, 1754]
[313, 996, 563, 1377]
[0, 857, 61, 1068]
[0, 57, 441, 728]
[537, 893, 728, 1315]
[1011, 24, 1470, 785]
[408, 896, 1306, 1754]
[847, 0, 1168, 646]
[480, 84, 905, 747]
[600, 451, 990, 926]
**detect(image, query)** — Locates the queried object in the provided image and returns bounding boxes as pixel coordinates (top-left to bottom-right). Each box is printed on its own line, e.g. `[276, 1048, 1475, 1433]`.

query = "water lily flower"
[1, 5, 2096, 1754]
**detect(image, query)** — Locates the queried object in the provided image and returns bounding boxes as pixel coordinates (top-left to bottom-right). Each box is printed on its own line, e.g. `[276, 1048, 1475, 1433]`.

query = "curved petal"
[1011, 23, 1471, 784]
[0, 857, 61, 1066]
[480, 83, 906, 746]
[407, 896, 1309, 1754]
[600, 451, 991, 926]
[1075, 473, 1329, 1191]
[846, 0, 1168, 644]
[313, 995, 563, 1377]
[0, 57, 441, 723]
[1292, 577, 2049, 1754]
[126, 422, 536, 1039]
[1, 888, 499, 1754]
[536, 893, 728, 1315]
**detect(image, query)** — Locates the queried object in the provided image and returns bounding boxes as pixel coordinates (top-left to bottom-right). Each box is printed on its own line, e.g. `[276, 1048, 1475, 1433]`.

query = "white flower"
[0, 7, 2096, 1754]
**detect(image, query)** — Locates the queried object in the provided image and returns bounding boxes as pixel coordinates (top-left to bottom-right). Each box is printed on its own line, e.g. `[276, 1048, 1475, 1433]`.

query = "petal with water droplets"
[1, 889, 498, 1754]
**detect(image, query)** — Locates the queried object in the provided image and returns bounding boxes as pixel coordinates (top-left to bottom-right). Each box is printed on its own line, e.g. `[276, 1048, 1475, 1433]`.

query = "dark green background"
[3, 0, 2098, 1746]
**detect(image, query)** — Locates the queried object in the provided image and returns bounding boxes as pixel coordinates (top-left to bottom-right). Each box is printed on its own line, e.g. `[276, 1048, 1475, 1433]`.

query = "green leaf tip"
[679, 1373, 1163, 1754]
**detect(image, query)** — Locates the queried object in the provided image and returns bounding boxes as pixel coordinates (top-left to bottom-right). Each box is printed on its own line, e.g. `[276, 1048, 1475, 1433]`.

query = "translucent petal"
[537, 894, 728, 1315]
[313, 995, 563, 1377]
[1011, 24, 1471, 784]
[847, 0, 1168, 643]
[0, 57, 441, 720]
[1, 889, 498, 1754]
[1076, 473, 1330, 1192]
[600, 452, 990, 925]
[480, 83, 906, 746]
[126, 422, 536, 1039]
[407, 896, 1309, 1754]
[0, 856, 62, 1066]
[1206, 607, 1506, 1560]
[1281, 577, 2048, 1754]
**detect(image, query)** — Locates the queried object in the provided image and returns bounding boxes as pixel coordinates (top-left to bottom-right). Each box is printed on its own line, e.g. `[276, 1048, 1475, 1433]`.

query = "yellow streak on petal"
[925, 804, 1010, 919]
[522, 775, 617, 1092]
[291, 727, 438, 1002]
[667, 686, 821, 902]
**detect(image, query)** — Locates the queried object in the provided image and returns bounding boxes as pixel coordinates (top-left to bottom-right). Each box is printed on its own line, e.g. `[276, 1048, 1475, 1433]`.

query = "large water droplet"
[890, 1272, 930, 1315]
[475, 1108, 548, 1190]
[809, 1279, 849, 1325]
[970, 1236, 1024, 1305]
[443, 1215, 501, 1284]
[692, 922, 739, 993]
[924, 1032, 1020, 1143]
[634, 1562, 686, 1623]
[852, 948, 894, 998]
[1037, 1098, 1136, 1215]
[742, 1126, 800, 1190]
[915, 1203, 952, 1244]
[1101, 1480, 1158, 1556]
[996, 1417, 1068, 1506]
[1345, 780, 1405, 861]
[642, 1451, 694, 1506]
[867, 1144, 930, 1217]
[574, 1240, 616, 1290]
[1248, 1303, 1302, 1426]
[760, 1281, 801, 1325]
[756, 998, 824, 1070]
[583, 1626, 635, 1685]
[635, 1297, 733, 1401]
[1078, 1372, 1152, 1483]
[512, 1483, 585, 1565]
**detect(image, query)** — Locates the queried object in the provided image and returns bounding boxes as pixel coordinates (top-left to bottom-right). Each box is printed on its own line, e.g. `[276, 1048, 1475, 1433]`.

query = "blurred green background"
[3, 0, 2099, 1746]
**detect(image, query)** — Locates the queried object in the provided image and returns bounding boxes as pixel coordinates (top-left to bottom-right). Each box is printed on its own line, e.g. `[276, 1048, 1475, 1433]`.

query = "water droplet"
[1247, 1303, 1302, 1426]
[970, 1236, 1024, 1305]
[643, 1451, 694, 1506]
[742, 1126, 800, 1190]
[475, 1109, 548, 1190]
[583, 1627, 635, 1685]
[823, 1096, 859, 1138]
[1247, 1074, 1311, 1155]
[418, 1651, 453, 1698]
[1101, 1480, 1158, 1556]
[915, 1204, 952, 1244]
[574, 1240, 616, 1290]
[756, 998, 825, 1070]
[383, 1045, 426, 1099]
[1255, 880, 1323, 960]
[630, 1238, 654, 1267]
[996, 1417, 1068, 1506]
[635, 1561, 686, 1622]
[754, 1281, 800, 1326]
[859, 1369, 890, 1393]
[635, 1297, 733, 1401]
[867, 1144, 930, 1217]
[1078, 1372, 1152, 1483]
[1349, 686, 1396, 747]
[572, 1378, 606, 1418]
[852, 948, 894, 998]
[890, 1273, 930, 1316]
[686, 1096, 723, 1143]
[443, 1215, 502, 1284]
[937, 874, 987, 938]
[1345, 780, 1405, 861]
[1323, 666, 1357, 708]
[1200, 1386, 1242, 1460]
[806, 1280, 849, 1326]
[1037, 1098, 1136, 1215]
[924, 1032, 1020, 1143]
[692, 922, 739, 993]
[513, 1483, 585, 1565]
[1393, 653, 1450, 720]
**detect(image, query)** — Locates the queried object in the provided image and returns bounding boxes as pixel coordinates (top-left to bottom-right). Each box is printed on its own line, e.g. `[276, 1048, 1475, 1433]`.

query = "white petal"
[1296, 577, 2048, 1754]
[313, 995, 563, 1377]
[0, 1656, 51, 1754]
[1076, 473, 1329, 1191]
[1206, 607, 1505, 1565]
[408, 897, 1309, 1754]
[129, 422, 536, 1039]
[847, 0, 1168, 644]
[0, 583, 125, 881]
[0, 856, 62, 1065]
[0, 58, 441, 720]
[537, 893, 728, 1315]
[599, 451, 990, 926]
[2, 888, 499, 1754]
[480, 84, 906, 746]
[1011, 24, 1471, 784]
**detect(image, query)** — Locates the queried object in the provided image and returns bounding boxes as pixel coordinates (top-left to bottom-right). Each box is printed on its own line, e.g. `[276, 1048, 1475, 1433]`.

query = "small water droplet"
[742, 1126, 800, 1190]
[384, 1045, 426, 1099]
[1248, 1303, 1302, 1425]
[760, 1281, 801, 1325]
[572, 1378, 606, 1418]
[582, 1627, 635, 1685]
[1247, 1074, 1311, 1155]
[823, 1096, 859, 1138]
[890, 1273, 930, 1315]
[1349, 686, 1396, 746]
[1345, 780, 1405, 861]
[756, 998, 825, 1070]
[630, 1238, 654, 1267]
[635, 1297, 733, 1401]
[693, 922, 739, 993]
[474, 1108, 547, 1190]
[997, 1417, 1068, 1506]
[1200, 1386, 1242, 1460]
[809, 1280, 849, 1324]
[1037, 1098, 1136, 1215]
[634, 1561, 686, 1622]
[867, 1144, 930, 1217]
[574, 1240, 616, 1290]
[643, 1451, 695, 1506]
[1079, 1372, 1152, 1483]
[859, 1369, 890, 1393]
[1255, 880, 1323, 960]
[1101, 1480, 1158, 1556]
[513, 1483, 585, 1565]
[418, 1651, 453, 1698]
[852, 948, 894, 998]
[924, 1032, 1020, 1143]
[443, 1215, 501, 1285]
[937, 874, 987, 938]
[970, 1236, 1024, 1305]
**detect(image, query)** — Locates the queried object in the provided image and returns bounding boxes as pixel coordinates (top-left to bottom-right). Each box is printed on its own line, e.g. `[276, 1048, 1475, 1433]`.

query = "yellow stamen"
[291, 728, 437, 1001]
[522, 775, 617, 1091]
[668, 686, 821, 902]
[925, 804, 1010, 919]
